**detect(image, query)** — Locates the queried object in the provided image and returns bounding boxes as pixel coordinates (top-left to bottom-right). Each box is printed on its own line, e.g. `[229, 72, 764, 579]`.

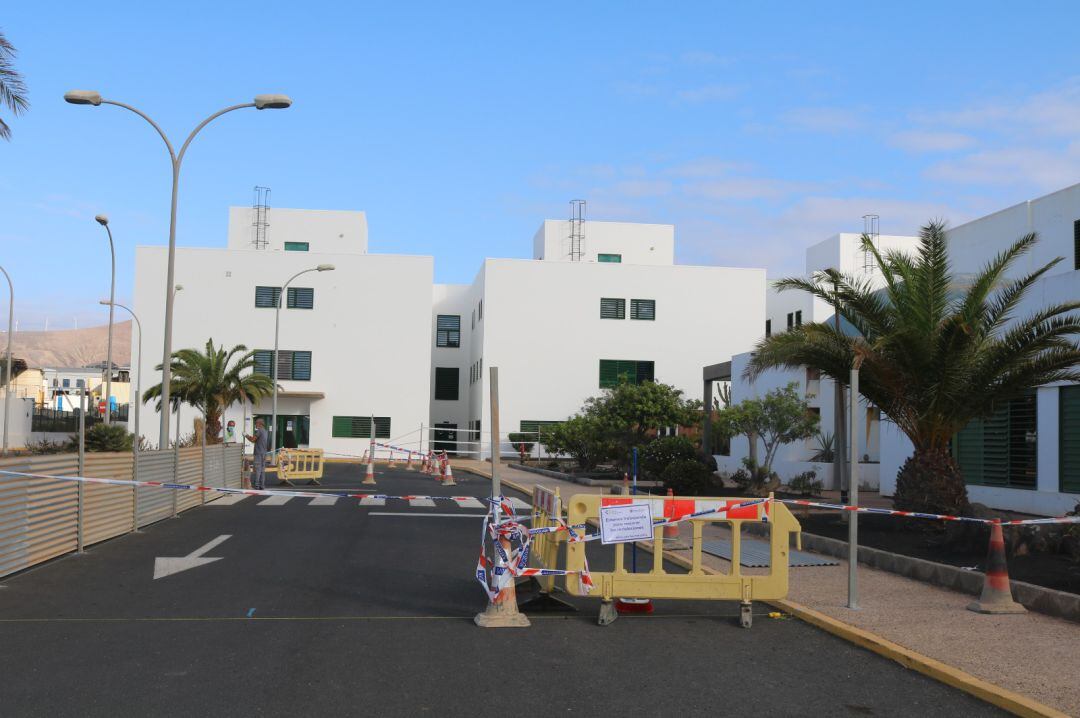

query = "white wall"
[132, 245, 432, 453]
[532, 220, 675, 265]
[476, 258, 764, 457]
[226, 206, 368, 254]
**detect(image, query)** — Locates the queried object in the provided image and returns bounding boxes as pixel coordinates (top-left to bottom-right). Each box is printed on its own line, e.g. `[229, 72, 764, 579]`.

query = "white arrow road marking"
[153, 535, 232, 580]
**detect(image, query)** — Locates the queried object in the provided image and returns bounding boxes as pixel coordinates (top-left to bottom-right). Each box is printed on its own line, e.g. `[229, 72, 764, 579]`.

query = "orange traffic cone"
[664, 488, 681, 541]
[406, 452, 415, 471]
[389, 452, 398, 468]
[968, 521, 1026, 614]
[442, 461, 457, 487]
[362, 457, 377, 485]
[361, 450, 369, 464]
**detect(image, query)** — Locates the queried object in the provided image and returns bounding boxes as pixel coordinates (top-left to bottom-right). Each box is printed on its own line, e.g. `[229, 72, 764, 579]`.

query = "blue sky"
[3, 1, 1080, 329]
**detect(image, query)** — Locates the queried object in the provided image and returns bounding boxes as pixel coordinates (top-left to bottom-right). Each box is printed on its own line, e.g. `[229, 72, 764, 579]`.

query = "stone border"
[508, 463, 662, 488]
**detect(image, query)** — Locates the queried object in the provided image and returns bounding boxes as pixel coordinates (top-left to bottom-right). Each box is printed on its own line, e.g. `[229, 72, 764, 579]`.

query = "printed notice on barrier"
[600, 503, 654, 545]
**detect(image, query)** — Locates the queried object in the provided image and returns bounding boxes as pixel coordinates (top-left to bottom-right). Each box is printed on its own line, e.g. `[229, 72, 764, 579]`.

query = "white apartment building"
[132, 205, 765, 458]
[719, 184, 1080, 516]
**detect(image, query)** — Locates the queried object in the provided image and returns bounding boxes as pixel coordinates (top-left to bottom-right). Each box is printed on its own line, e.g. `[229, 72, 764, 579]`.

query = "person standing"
[245, 418, 270, 490]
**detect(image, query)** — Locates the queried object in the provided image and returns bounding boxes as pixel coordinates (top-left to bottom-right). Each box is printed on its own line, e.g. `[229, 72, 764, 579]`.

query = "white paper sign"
[600, 503, 655, 545]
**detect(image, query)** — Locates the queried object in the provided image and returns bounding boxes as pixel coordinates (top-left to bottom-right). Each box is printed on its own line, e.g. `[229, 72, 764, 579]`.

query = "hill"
[4, 321, 133, 368]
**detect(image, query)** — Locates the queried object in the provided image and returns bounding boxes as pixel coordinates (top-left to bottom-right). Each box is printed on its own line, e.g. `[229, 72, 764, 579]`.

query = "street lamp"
[0, 265, 12, 456]
[100, 299, 141, 448]
[271, 264, 334, 454]
[64, 90, 292, 448]
[95, 214, 116, 424]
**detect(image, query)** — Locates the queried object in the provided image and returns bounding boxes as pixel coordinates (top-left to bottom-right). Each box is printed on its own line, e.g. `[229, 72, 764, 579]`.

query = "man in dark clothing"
[245, 418, 270, 490]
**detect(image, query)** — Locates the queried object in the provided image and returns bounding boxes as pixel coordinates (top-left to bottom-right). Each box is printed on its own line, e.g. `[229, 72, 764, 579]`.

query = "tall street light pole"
[0, 265, 12, 456]
[64, 90, 292, 448]
[101, 299, 142, 448]
[95, 214, 116, 424]
[271, 265, 334, 454]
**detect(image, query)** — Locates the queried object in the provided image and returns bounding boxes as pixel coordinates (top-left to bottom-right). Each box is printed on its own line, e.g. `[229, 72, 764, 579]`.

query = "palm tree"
[143, 340, 275, 444]
[0, 30, 29, 140]
[746, 222, 1080, 516]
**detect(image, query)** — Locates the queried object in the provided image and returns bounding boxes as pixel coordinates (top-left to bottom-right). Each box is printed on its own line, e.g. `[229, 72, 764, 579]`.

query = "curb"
[458, 465, 1067, 718]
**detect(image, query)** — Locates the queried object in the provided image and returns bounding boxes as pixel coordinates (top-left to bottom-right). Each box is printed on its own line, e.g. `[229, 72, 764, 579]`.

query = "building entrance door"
[256, 414, 310, 449]
[433, 423, 457, 455]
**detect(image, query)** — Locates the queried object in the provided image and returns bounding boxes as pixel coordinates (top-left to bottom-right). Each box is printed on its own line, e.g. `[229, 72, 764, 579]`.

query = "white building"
[719, 185, 1080, 516]
[132, 205, 765, 458]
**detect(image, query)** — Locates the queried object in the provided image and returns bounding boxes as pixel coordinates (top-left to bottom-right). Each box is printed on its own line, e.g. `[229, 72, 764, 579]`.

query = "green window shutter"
[292, 351, 312, 380]
[600, 298, 625, 319]
[253, 350, 274, 376]
[955, 418, 985, 485]
[287, 287, 314, 309]
[600, 359, 654, 388]
[630, 299, 655, 320]
[284, 241, 309, 252]
[275, 350, 293, 380]
[255, 286, 281, 308]
[1074, 220, 1080, 271]
[331, 416, 389, 438]
[1062, 386, 1080, 493]
[599, 359, 619, 388]
[636, 360, 655, 383]
[598, 253, 622, 263]
[436, 315, 461, 347]
[955, 391, 1037, 489]
[434, 367, 459, 400]
[373, 417, 391, 438]
[332, 416, 358, 438]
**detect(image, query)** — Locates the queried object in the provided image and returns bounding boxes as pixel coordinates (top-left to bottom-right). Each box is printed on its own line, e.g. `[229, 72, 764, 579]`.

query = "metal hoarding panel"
[136, 450, 175, 527]
[175, 446, 203, 512]
[0, 455, 79, 578]
[224, 445, 243, 489]
[83, 453, 135, 546]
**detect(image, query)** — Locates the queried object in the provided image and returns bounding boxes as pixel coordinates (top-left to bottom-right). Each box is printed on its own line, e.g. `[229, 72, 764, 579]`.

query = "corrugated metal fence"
[0, 444, 243, 579]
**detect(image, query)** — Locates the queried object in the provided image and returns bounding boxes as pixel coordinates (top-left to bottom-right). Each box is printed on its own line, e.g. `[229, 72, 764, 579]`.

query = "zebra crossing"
[207, 494, 531, 511]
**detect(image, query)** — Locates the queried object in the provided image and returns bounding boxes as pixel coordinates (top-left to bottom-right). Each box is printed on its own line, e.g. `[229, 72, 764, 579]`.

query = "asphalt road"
[0, 463, 1006, 717]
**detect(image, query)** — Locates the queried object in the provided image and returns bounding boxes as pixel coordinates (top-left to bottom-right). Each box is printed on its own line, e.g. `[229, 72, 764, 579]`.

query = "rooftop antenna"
[568, 199, 586, 261]
[861, 214, 879, 272]
[251, 186, 271, 250]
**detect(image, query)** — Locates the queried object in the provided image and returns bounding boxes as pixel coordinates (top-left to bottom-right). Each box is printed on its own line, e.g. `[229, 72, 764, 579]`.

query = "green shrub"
[507, 433, 535, 455]
[26, 437, 68, 455]
[661, 459, 715, 496]
[639, 435, 696, 480]
[69, 423, 134, 453]
[787, 470, 822, 497]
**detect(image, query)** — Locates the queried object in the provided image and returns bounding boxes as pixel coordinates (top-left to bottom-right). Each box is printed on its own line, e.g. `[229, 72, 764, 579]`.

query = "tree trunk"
[893, 447, 971, 517]
[204, 410, 223, 445]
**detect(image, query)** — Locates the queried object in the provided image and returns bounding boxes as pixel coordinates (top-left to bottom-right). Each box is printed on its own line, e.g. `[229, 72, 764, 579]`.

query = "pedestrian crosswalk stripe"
[360, 497, 386, 507]
[408, 498, 436, 507]
[209, 494, 250, 506]
[508, 498, 530, 510]
[309, 495, 338, 506]
[258, 495, 292, 506]
[453, 497, 485, 509]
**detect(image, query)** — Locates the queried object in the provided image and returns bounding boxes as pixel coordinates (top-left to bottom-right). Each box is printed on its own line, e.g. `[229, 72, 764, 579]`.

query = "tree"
[70, 424, 134, 453]
[746, 223, 1080, 516]
[0, 356, 27, 386]
[542, 415, 615, 470]
[714, 382, 819, 480]
[143, 340, 275, 444]
[585, 381, 703, 466]
[0, 30, 29, 141]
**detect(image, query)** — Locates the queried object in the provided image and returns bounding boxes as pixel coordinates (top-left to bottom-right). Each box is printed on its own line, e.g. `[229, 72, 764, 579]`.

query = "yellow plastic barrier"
[268, 448, 325, 486]
[564, 493, 801, 626]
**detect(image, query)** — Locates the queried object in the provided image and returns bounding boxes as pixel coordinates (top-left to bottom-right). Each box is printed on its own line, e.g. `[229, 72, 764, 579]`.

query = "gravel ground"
[462, 460, 1080, 717]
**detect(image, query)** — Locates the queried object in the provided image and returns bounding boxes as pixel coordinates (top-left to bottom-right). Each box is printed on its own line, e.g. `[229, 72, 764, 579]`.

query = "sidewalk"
[456, 459, 1080, 717]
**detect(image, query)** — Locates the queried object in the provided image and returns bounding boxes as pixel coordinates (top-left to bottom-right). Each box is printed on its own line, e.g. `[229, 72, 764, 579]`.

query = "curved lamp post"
[95, 214, 116, 424]
[64, 90, 292, 447]
[100, 299, 141, 446]
[271, 264, 334, 453]
[0, 265, 12, 456]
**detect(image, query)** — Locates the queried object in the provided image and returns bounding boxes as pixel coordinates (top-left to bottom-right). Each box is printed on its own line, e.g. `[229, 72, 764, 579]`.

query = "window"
[954, 391, 1037, 489]
[434, 367, 459, 400]
[471, 310, 475, 330]
[520, 420, 562, 440]
[62, 379, 70, 388]
[436, 315, 461, 347]
[76, 379, 85, 388]
[479, 299, 483, 320]
[599, 359, 654, 388]
[598, 253, 622, 263]
[1074, 220, 1080, 271]
[1062, 386, 1080, 493]
[255, 286, 281, 308]
[600, 298, 626, 319]
[795, 310, 802, 327]
[630, 299, 656, 321]
[765, 319, 772, 337]
[284, 241, 309, 252]
[287, 287, 314, 309]
[331, 416, 391, 439]
[787, 312, 794, 330]
[253, 350, 312, 381]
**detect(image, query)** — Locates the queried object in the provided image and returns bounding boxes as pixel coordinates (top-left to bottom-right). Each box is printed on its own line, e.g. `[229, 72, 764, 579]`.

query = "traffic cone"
[389, 452, 397, 468]
[362, 457, 377, 485]
[442, 461, 457, 487]
[664, 488, 681, 541]
[406, 452, 415, 471]
[361, 450, 369, 464]
[968, 521, 1026, 614]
